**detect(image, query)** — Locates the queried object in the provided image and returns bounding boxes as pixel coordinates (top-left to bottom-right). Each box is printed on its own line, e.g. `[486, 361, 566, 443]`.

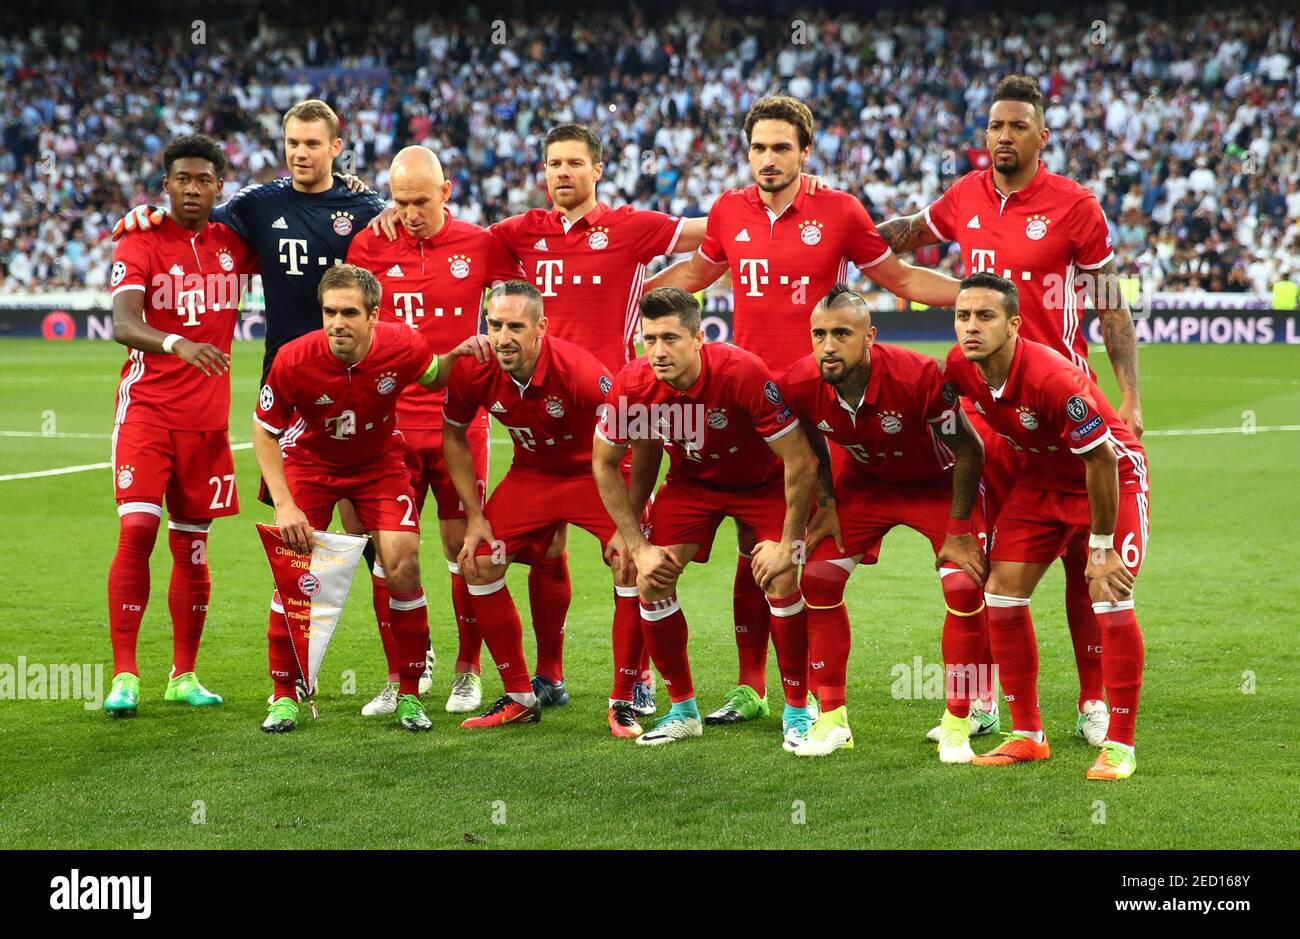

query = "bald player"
[346, 146, 522, 717]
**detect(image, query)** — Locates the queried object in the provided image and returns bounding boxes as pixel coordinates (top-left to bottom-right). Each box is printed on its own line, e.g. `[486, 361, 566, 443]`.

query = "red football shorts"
[474, 467, 620, 559]
[112, 422, 238, 520]
[809, 471, 991, 564]
[284, 457, 420, 533]
[991, 485, 1150, 574]
[646, 476, 787, 563]
[402, 420, 489, 520]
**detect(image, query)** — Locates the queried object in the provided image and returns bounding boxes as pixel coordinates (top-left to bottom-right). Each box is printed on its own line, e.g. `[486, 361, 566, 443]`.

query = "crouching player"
[945, 273, 1148, 780]
[252, 264, 488, 733]
[593, 287, 819, 749]
[780, 285, 990, 760]
[445, 280, 652, 733]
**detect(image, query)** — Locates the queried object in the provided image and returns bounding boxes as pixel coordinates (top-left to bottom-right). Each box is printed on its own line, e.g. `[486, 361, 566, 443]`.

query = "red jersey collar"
[396, 207, 457, 248]
[742, 175, 808, 218]
[160, 214, 210, 242]
[549, 201, 609, 231]
[982, 159, 1049, 207]
[513, 336, 551, 391]
[986, 335, 1026, 401]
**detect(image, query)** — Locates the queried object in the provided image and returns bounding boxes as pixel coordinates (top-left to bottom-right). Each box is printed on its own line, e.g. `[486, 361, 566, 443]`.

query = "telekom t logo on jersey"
[278, 238, 342, 277]
[532, 259, 603, 297]
[392, 292, 424, 325]
[325, 410, 356, 439]
[737, 258, 770, 297]
[970, 248, 1033, 284]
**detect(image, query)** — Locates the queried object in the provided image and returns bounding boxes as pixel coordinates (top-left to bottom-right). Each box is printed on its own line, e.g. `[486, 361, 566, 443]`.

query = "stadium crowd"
[1, 5, 1298, 298]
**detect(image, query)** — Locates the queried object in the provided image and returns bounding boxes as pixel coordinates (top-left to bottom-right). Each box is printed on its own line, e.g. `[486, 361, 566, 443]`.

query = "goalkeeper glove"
[112, 205, 164, 241]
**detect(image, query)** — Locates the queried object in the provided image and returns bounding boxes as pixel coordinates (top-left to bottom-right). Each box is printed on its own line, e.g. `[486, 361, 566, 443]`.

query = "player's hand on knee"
[175, 339, 231, 376]
[458, 517, 494, 578]
[936, 533, 988, 585]
[276, 505, 314, 555]
[751, 540, 794, 591]
[634, 544, 680, 590]
[1085, 548, 1134, 603]
[803, 503, 844, 555]
[367, 206, 400, 241]
[112, 204, 163, 241]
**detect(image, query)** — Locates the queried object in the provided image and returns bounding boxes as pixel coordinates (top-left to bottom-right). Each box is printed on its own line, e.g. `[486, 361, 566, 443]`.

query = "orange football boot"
[608, 702, 644, 738]
[971, 732, 1051, 765]
[460, 695, 541, 729]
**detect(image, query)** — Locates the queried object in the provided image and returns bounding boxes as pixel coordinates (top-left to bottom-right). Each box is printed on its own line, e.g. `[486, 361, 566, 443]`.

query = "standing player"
[877, 75, 1145, 745]
[945, 273, 1148, 780]
[443, 281, 651, 735]
[780, 286, 990, 761]
[252, 265, 489, 734]
[645, 95, 962, 726]
[115, 101, 432, 697]
[346, 145, 522, 717]
[103, 134, 259, 716]
[593, 288, 820, 749]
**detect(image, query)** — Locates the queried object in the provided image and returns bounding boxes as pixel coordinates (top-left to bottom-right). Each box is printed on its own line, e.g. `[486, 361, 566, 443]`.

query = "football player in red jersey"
[367, 124, 826, 716]
[944, 273, 1149, 781]
[594, 288, 820, 750]
[780, 286, 991, 760]
[347, 146, 522, 718]
[443, 281, 652, 735]
[102, 134, 259, 718]
[877, 75, 1145, 746]
[645, 95, 962, 727]
[252, 265, 490, 734]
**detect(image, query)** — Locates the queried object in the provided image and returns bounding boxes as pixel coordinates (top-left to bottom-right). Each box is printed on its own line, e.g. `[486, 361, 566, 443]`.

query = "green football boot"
[704, 684, 769, 725]
[261, 696, 299, 733]
[395, 694, 433, 732]
[104, 672, 139, 718]
[164, 671, 224, 707]
[793, 704, 854, 757]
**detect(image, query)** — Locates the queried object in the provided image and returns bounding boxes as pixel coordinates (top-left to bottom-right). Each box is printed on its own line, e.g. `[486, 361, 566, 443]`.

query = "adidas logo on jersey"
[734, 228, 751, 242]
[169, 264, 184, 275]
[534, 238, 548, 250]
[490, 401, 507, 414]
[315, 394, 334, 406]
[385, 265, 404, 277]
[817, 420, 833, 432]
[967, 216, 981, 229]
[271, 216, 288, 230]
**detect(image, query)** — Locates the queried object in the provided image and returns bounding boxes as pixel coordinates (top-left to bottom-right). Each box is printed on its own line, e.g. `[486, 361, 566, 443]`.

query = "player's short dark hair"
[744, 95, 815, 151]
[991, 75, 1045, 126]
[162, 134, 226, 178]
[318, 264, 382, 312]
[487, 279, 544, 321]
[544, 124, 602, 164]
[639, 287, 701, 333]
[958, 271, 1019, 318]
[816, 283, 871, 314]
[283, 99, 340, 140]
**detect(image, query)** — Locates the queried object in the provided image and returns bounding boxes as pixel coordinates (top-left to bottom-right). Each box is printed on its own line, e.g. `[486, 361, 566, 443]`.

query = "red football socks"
[372, 563, 399, 682]
[1094, 602, 1144, 746]
[802, 560, 853, 712]
[611, 585, 643, 702]
[467, 579, 533, 695]
[767, 591, 809, 708]
[528, 552, 571, 683]
[166, 521, 210, 676]
[733, 554, 770, 695]
[1064, 547, 1106, 708]
[940, 566, 988, 719]
[107, 508, 160, 676]
[984, 594, 1042, 733]
[640, 596, 694, 703]
[449, 561, 481, 675]
[388, 589, 430, 697]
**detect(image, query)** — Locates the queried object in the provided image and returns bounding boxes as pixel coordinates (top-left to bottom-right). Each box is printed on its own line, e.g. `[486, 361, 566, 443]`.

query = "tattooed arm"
[1088, 259, 1143, 438]
[876, 212, 944, 255]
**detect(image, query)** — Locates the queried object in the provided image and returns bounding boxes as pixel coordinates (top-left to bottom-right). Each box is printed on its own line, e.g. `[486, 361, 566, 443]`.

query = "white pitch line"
[1144, 425, 1300, 437]
[0, 430, 114, 439]
[0, 442, 253, 482]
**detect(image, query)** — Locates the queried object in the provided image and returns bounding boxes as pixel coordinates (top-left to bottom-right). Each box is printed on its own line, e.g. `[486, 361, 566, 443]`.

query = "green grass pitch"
[0, 337, 1297, 849]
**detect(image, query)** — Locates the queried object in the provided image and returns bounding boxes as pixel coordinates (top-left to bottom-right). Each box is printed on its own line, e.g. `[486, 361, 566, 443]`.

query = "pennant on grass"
[256, 524, 366, 718]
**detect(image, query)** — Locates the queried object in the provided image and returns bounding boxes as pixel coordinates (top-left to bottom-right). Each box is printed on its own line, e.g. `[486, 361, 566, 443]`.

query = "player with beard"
[645, 96, 962, 729]
[876, 76, 1144, 747]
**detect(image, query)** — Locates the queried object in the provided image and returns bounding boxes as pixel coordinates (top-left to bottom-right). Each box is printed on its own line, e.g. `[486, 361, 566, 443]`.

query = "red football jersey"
[598, 341, 799, 491]
[698, 180, 892, 373]
[346, 213, 521, 430]
[255, 321, 437, 471]
[925, 161, 1114, 376]
[489, 203, 684, 372]
[779, 343, 955, 485]
[109, 216, 259, 431]
[943, 337, 1148, 494]
[443, 336, 613, 474]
